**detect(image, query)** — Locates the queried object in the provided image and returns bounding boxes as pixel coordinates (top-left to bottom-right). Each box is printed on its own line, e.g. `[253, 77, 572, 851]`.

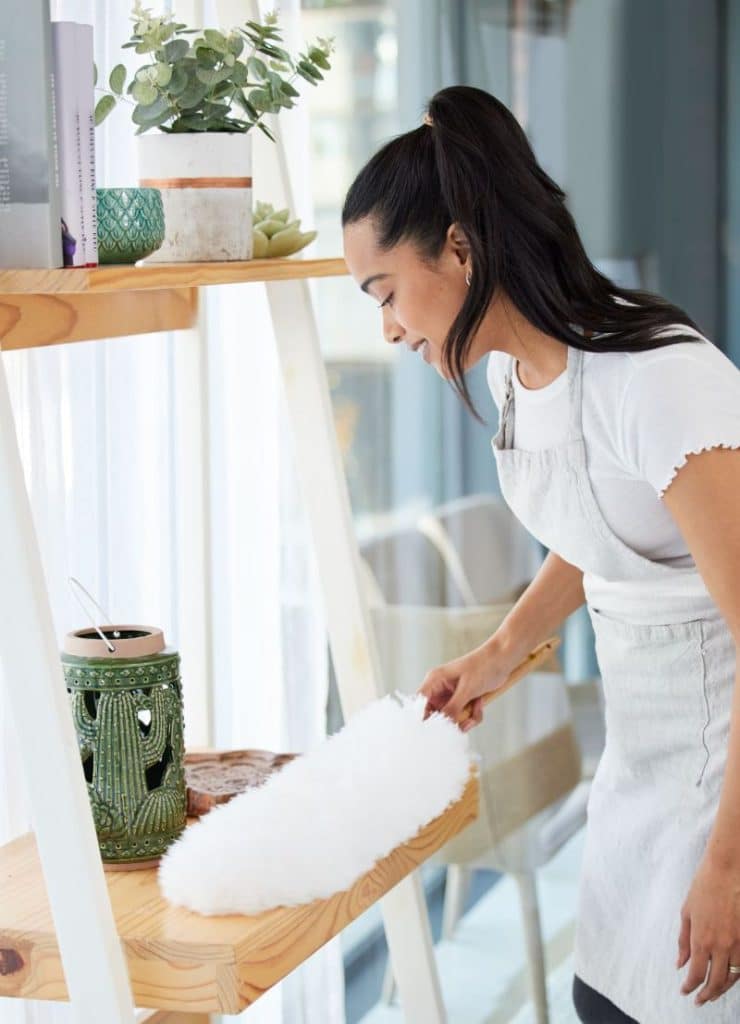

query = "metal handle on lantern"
[67, 576, 118, 653]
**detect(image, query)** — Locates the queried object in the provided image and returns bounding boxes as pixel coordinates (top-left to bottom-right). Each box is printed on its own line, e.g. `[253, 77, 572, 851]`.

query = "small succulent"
[253, 200, 317, 257]
[94, 3, 334, 139]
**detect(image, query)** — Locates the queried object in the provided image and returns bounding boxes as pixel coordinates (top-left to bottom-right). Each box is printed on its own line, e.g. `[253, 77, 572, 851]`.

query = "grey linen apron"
[491, 343, 738, 1023]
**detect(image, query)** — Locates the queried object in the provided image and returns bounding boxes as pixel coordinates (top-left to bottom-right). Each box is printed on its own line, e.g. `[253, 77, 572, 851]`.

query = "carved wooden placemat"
[184, 748, 299, 817]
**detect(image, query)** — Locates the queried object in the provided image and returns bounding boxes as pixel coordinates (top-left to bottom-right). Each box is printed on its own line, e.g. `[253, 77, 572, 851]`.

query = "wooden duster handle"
[456, 635, 561, 726]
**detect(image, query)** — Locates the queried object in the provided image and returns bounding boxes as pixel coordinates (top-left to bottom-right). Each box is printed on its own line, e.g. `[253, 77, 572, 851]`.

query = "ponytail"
[342, 84, 703, 422]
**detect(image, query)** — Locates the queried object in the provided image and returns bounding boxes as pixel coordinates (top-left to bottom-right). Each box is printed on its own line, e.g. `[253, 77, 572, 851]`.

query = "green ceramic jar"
[96, 187, 165, 264]
[62, 625, 186, 867]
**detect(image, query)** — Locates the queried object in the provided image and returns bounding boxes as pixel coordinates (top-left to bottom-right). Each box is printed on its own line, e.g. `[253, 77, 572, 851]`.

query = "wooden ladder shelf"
[0, 255, 478, 1023]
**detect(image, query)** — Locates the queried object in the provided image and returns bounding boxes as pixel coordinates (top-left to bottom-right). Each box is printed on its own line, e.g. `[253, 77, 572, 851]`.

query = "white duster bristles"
[158, 692, 472, 915]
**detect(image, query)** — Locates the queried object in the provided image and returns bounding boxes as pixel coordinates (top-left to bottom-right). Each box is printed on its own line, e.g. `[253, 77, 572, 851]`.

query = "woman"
[342, 85, 740, 1023]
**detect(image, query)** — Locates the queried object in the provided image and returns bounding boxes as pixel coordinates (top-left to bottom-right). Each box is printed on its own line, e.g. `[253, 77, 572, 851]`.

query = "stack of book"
[0, 0, 97, 269]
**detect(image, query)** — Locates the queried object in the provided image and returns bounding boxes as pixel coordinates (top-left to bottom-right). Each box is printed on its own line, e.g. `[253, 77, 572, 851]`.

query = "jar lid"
[63, 625, 165, 659]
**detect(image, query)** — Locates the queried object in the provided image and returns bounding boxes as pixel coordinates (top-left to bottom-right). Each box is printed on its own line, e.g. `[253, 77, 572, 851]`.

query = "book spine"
[76, 21, 97, 266]
[0, 0, 64, 269]
[51, 20, 85, 267]
[41, 0, 64, 268]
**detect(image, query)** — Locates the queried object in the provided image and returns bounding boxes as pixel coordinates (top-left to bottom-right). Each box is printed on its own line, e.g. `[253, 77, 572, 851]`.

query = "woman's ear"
[445, 222, 471, 267]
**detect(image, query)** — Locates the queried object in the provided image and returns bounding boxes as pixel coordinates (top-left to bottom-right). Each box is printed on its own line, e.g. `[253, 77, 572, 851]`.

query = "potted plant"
[95, 3, 333, 262]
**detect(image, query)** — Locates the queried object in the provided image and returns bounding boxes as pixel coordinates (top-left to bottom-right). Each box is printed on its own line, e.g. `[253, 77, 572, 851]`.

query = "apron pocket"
[588, 609, 711, 791]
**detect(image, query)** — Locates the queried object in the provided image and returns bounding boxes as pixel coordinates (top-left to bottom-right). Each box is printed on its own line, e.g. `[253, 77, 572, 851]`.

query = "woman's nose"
[382, 309, 404, 346]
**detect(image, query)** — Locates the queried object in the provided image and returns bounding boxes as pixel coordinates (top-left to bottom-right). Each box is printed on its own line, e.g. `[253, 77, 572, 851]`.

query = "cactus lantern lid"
[63, 625, 165, 659]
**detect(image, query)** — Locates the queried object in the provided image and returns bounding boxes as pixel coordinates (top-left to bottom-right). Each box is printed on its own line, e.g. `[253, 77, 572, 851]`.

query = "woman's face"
[343, 216, 482, 378]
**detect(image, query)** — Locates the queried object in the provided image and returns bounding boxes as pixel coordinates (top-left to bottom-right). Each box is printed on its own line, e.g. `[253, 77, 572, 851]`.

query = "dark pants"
[573, 975, 639, 1023]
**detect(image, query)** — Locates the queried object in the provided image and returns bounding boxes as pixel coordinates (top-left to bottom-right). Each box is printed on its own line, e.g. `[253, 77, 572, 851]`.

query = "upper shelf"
[0, 764, 478, 1015]
[0, 257, 349, 296]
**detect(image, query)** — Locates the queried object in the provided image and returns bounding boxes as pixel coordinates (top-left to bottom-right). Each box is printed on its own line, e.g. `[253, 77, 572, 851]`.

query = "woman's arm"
[488, 549, 586, 665]
[659, 447, 740, 1007]
[418, 550, 585, 726]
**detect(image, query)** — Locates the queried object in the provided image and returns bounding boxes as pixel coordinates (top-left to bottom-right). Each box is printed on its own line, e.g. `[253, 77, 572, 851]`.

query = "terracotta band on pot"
[139, 176, 253, 189]
[63, 625, 165, 659]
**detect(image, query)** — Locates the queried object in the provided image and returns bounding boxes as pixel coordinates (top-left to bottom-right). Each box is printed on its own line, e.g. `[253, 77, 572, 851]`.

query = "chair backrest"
[359, 525, 468, 607]
[418, 493, 544, 606]
[367, 600, 582, 870]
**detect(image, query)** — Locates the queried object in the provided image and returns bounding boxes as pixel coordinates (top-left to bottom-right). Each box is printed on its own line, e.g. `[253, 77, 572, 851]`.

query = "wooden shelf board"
[0, 765, 479, 1015]
[0, 257, 349, 296]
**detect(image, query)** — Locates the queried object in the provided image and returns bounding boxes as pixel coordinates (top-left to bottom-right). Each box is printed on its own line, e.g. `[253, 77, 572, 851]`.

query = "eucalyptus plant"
[94, 2, 334, 139]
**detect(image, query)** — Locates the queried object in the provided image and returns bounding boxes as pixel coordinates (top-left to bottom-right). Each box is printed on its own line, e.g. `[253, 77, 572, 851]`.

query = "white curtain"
[0, 1, 343, 1021]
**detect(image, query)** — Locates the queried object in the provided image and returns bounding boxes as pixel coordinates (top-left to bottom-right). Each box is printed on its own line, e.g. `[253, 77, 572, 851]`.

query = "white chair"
[363, 496, 596, 1024]
[422, 494, 606, 776]
[416, 492, 544, 606]
[366, 596, 584, 1024]
[359, 521, 469, 607]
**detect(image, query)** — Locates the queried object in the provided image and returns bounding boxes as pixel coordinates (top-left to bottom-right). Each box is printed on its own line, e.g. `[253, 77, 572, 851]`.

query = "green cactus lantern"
[62, 625, 186, 868]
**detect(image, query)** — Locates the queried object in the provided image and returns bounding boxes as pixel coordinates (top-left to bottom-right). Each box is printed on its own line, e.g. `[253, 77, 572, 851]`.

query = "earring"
[465, 268, 472, 287]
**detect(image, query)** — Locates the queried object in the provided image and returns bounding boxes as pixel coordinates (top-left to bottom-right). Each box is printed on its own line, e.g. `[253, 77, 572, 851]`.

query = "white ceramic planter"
[137, 131, 253, 262]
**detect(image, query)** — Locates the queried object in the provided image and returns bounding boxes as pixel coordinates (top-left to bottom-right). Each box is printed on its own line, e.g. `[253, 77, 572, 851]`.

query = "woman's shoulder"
[586, 332, 740, 499]
[584, 330, 740, 393]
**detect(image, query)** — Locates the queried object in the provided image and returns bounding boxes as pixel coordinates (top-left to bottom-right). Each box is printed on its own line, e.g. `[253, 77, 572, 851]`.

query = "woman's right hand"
[417, 635, 522, 733]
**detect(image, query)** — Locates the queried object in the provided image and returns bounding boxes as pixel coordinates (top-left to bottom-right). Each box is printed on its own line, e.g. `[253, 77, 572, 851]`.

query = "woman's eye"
[378, 293, 394, 309]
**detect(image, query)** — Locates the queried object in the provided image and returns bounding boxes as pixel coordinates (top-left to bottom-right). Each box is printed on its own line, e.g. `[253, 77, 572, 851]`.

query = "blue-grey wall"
[566, 0, 721, 341]
[725, 0, 740, 365]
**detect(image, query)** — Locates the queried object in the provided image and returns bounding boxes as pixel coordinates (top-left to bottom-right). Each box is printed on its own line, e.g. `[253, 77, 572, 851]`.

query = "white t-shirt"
[486, 328, 740, 598]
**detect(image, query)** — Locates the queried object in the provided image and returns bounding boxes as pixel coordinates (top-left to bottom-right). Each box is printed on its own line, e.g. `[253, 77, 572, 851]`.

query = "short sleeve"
[619, 346, 740, 499]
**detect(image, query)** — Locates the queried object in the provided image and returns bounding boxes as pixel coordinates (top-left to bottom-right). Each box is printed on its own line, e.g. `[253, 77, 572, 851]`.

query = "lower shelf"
[0, 765, 479, 1014]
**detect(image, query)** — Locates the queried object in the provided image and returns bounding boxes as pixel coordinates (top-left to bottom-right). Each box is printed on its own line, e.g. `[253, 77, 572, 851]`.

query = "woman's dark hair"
[342, 85, 704, 422]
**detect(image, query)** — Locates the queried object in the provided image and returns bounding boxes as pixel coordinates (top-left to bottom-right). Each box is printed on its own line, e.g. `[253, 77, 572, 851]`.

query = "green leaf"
[132, 80, 158, 105]
[247, 56, 268, 81]
[194, 45, 220, 68]
[296, 64, 319, 86]
[269, 60, 292, 73]
[94, 93, 116, 126]
[204, 29, 228, 53]
[195, 65, 233, 87]
[211, 80, 234, 100]
[93, 62, 98, 86]
[279, 79, 299, 98]
[234, 92, 259, 120]
[256, 120, 276, 142]
[172, 115, 210, 131]
[298, 59, 323, 81]
[162, 38, 190, 62]
[178, 80, 209, 109]
[248, 87, 272, 112]
[109, 64, 127, 95]
[230, 60, 248, 86]
[167, 65, 189, 96]
[202, 100, 230, 118]
[132, 95, 172, 127]
[239, 28, 262, 45]
[227, 33, 244, 57]
[308, 48, 331, 70]
[258, 43, 291, 62]
[155, 62, 172, 87]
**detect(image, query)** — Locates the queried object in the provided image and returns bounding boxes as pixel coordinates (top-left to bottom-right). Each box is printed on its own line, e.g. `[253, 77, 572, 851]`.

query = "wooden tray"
[184, 748, 298, 817]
